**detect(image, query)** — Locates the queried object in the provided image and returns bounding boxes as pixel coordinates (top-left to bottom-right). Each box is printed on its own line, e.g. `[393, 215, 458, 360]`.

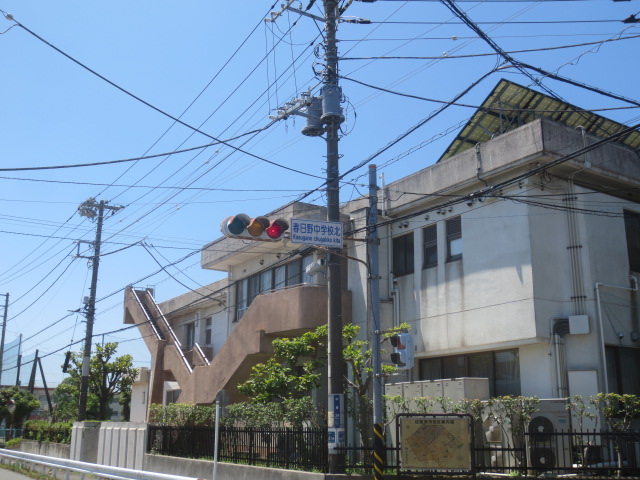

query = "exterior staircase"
[124, 285, 351, 405]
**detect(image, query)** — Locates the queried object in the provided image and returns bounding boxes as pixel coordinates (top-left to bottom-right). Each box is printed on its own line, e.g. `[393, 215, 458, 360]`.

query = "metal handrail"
[193, 343, 210, 366]
[131, 290, 162, 341]
[137, 290, 192, 374]
[0, 448, 205, 480]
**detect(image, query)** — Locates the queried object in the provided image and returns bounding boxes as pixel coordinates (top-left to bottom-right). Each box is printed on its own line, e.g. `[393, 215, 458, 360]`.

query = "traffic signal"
[221, 214, 289, 241]
[390, 332, 414, 370]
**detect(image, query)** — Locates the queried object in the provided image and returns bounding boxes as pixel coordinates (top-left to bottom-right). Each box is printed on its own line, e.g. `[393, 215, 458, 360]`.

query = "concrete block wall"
[97, 421, 147, 470]
[70, 421, 101, 463]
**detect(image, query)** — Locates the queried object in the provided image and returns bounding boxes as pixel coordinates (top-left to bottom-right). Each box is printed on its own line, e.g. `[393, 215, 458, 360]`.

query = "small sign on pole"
[290, 218, 343, 247]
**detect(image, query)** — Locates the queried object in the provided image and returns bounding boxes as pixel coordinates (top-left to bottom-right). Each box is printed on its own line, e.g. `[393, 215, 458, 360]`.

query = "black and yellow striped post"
[373, 422, 385, 480]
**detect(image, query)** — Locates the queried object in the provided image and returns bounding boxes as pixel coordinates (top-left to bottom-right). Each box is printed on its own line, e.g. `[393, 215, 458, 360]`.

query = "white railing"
[0, 448, 205, 480]
[193, 343, 210, 366]
[131, 290, 163, 341]
[144, 291, 193, 374]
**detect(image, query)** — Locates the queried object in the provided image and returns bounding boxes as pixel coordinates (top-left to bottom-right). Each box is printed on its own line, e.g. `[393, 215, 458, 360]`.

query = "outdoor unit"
[480, 411, 517, 469]
[526, 399, 572, 472]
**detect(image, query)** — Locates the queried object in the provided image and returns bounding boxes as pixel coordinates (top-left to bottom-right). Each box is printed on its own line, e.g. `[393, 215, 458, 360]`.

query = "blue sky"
[0, 0, 638, 388]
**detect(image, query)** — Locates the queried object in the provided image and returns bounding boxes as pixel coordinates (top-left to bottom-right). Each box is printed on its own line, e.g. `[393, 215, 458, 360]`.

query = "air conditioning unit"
[526, 399, 572, 472]
[480, 412, 518, 469]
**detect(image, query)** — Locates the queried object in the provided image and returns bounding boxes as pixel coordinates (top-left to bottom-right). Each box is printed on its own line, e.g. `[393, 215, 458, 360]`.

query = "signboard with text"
[398, 414, 474, 474]
[290, 218, 343, 247]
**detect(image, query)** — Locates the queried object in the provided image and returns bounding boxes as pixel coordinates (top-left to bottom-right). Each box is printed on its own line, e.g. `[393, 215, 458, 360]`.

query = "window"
[624, 210, 640, 272]
[393, 233, 414, 277]
[185, 322, 195, 349]
[606, 346, 640, 395]
[235, 257, 310, 321]
[205, 316, 212, 345]
[423, 224, 437, 269]
[446, 216, 462, 262]
[286, 259, 302, 286]
[236, 279, 247, 322]
[418, 349, 521, 397]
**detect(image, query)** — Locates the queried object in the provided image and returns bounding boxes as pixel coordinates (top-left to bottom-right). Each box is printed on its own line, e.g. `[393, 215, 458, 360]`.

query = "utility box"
[402, 382, 423, 411]
[423, 379, 444, 398]
[443, 377, 490, 403]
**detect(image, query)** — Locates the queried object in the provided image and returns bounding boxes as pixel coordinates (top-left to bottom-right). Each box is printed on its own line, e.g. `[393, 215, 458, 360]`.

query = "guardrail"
[0, 448, 205, 480]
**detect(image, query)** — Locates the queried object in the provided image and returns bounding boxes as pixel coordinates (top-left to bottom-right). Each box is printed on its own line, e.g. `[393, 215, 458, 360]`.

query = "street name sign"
[290, 218, 343, 247]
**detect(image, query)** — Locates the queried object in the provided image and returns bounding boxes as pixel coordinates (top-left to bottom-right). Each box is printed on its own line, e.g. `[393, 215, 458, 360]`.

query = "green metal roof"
[438, 79, 640, 162]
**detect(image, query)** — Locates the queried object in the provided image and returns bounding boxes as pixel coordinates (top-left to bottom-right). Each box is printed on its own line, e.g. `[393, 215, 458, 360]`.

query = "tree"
[238, 322, 407, 447]
[57, 342, 136, 421]
[238, 326, 328, 402]
[0, 386, 40, 436]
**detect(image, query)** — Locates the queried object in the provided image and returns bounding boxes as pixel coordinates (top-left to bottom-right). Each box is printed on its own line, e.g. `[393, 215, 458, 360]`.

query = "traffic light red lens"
[266, 223, 284, 239]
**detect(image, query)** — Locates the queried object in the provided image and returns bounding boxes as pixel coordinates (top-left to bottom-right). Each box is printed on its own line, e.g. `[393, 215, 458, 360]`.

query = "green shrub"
[5, 437, 21, 448]
[23, 420, 73, 444]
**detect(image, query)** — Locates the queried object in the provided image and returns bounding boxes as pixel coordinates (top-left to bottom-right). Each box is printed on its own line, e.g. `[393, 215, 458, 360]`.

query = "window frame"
[446, 216, 462, 262]
[623, 210, 640, 272]
[422, 224, 438, 269]
[393, 232, 415, 277]
[204, 316, 213, 345]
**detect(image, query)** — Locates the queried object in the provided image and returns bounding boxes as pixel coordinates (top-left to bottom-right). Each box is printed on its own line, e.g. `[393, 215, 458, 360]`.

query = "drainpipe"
[594, 275, 638, 393]
[551, 318, 570, 397]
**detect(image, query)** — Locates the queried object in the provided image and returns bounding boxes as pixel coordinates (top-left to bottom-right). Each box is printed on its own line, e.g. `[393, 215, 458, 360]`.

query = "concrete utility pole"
[322, 0, 346, 473]
[368, 165, 385, 480]
[266, 1, 346, 471]
[0, 292, 8, 386]
[77, 198, 122, 421]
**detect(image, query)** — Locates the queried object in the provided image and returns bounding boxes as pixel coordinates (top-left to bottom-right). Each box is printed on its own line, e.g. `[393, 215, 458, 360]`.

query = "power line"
[6, 16, 322, 180]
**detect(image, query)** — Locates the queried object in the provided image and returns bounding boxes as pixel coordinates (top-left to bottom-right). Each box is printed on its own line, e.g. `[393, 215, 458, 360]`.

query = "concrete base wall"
[144, 453, 342, 480]
[70, 422, 101, 463]
[18, 439, 71, 459]
[97, 422, 147, 470]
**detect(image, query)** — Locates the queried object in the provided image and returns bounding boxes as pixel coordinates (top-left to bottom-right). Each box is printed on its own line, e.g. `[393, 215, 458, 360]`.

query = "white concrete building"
[346, 79, 640, 400]
[125, 79, 640, 419]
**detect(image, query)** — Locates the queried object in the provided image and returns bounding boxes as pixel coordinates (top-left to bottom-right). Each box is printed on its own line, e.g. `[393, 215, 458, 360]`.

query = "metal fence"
[148, 425, 640, 476]
[475, 430, 640, 477]
[0, 428, 22, 442]
[148, 425, 328, 472]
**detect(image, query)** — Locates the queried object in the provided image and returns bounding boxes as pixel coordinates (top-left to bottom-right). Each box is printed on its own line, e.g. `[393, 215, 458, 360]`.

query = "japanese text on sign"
[290, 218, 343, 246]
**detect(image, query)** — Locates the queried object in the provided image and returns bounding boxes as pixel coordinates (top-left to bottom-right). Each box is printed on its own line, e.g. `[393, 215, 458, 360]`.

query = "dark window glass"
[205, 317, 212, 345]
[624, 210, 640, 272]
[185, 323, 195, 349]
[446, 216, 462, 262]
[235, 279, 247, 322]
[443, 356, 466, 379]
[286, 259, 302, 286]
[248, 275, 260, 305]
[418, 349, 520, 396]
[494, 350, 521, 396]
[468, 352, 494, 395]
[420, 358, 442, 380]
[606, 346, 640, 395]
[423, 224, 437, 269]
[393, 233, 414, 277]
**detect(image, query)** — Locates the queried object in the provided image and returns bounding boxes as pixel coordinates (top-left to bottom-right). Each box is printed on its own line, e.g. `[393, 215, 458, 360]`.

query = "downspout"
[381, 172, 400, 328]
[550, 318, 570, 397]
[388, 227, 399, 328]
[594, 275, 638, 393]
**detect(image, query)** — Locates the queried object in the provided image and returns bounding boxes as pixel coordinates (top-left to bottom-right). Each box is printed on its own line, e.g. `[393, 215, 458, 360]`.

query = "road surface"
[0, 468, 38, 480]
